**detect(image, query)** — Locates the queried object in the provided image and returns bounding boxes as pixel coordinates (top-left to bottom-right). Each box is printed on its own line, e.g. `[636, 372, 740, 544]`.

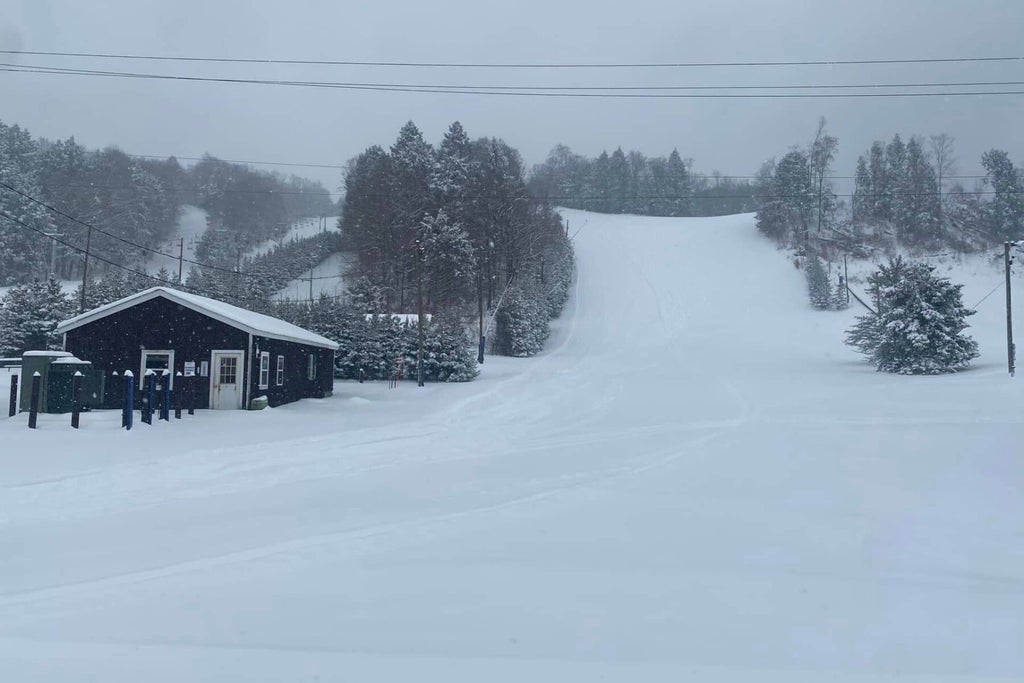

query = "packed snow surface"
[272, 251, 356, 302]
[143, 205, 209, 277]
[246, 215, 340, 260]
[2, 210, 1022, 682]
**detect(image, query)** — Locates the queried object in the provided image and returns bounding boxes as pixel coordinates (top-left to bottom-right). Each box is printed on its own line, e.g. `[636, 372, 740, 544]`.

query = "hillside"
[1, 210, 1022, 682]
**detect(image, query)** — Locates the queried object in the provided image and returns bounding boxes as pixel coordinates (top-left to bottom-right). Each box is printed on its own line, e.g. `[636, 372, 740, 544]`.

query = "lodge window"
[259, 352, 270, 389]
[307, 353, 317, 381]
[276, 355, 285, 386]
[141, 350, 175, 388]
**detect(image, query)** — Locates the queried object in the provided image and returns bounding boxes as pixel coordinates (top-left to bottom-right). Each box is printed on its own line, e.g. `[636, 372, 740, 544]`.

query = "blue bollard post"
[187, 374, 195, 416]
[124, 371, 134, 431]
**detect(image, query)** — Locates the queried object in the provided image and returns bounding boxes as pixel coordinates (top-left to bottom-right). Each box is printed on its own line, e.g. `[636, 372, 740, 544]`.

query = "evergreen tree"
[852, 155, 871, 225]
[896, 136, 941, 246]
[494, 281, 550, 357]
[805, 254, 832, 309]
[665, 149, 691, 216]
[845, 257, 979, 374]
[0, 122, 52, 284]
[867, 141, 890, 223]
[418, 210, 476, 310]
[420, 313, 479, 382]
[608, 148, 631, 213]
[0, 278, 74, 355]
[981, 149, 1024, 241]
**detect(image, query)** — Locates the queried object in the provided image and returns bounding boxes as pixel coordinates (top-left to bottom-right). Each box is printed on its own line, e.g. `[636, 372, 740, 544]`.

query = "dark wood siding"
[64, 295, 333, 410]
[249, 336, 334, 408]
[65, 297, 248, 409]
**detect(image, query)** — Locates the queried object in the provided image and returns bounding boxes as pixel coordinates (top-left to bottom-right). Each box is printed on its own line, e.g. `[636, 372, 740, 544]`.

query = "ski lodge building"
[54, 287, 338, 409]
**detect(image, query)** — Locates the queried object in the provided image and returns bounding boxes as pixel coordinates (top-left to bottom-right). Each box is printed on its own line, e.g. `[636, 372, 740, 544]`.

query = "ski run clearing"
[1, 210, 1022, 682]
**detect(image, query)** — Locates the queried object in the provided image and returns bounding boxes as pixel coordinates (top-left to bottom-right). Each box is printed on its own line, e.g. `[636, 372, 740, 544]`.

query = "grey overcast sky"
[2, 0, 1023, 191]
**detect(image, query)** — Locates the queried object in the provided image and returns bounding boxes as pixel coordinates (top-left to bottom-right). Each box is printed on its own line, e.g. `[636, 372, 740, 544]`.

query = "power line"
[0, 207, 200, 292]
[5, 64, 1024, 98]
[37, 181, 342, 197]
[17, 181, 1016, 202]
[7, 62, 1024, 92]
[2, 49, 1021, 69]
[126, 153, 346, 170]
[0, 180, 334, 279]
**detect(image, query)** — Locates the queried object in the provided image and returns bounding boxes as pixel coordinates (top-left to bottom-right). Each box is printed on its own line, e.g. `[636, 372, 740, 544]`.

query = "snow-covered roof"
[22, 351, 74, 358]
[55, 287, 339, 350]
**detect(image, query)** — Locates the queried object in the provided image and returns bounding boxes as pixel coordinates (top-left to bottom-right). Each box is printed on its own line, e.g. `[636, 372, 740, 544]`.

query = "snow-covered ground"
[1, 210, 1022, 682]
[142, 205, 210, 278]
[272, 251, 356, 302]
[245, 215, 340, 260]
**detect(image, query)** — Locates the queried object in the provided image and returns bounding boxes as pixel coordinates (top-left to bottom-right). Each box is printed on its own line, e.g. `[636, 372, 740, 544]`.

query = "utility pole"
[177, 237, 184, 284]
[417, 240, 425, 387]
[308, 268, 314, 302]
[79, 224, 92, 313]
[477, 275, 485, 364]
[844, 254, 850, 306]
[1005, 241, 1015, 377]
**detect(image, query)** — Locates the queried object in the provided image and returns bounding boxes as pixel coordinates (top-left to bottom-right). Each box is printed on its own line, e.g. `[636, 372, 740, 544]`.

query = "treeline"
[341, 121, 574, 357]
[755, 119, 1024, 254]
[0, 118, 335, 286]
[528, 144, 757, 217]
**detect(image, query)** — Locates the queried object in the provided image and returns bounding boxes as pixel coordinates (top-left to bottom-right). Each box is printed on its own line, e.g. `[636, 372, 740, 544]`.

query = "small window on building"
[307, 353, 317, 381]
[259, 352, 270, 389]
[276, 355, 285, 386]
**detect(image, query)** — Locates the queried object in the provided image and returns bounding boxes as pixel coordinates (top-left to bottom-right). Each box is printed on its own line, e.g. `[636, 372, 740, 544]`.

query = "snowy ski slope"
[1, 210, 1022, 682]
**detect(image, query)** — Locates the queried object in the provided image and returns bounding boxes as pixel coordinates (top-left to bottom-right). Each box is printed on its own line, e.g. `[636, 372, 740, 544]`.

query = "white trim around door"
[209, 349, 245, 410]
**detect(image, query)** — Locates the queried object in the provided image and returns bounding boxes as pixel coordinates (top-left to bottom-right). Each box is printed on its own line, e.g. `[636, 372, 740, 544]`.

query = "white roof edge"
[56, 287, 339, 350]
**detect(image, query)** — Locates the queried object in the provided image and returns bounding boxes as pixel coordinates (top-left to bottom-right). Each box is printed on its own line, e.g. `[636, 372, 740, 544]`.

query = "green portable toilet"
[19, 351, 74, 413]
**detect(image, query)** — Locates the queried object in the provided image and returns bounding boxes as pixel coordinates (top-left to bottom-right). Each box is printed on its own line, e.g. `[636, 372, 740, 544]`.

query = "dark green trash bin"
[46, 359, 105, 414]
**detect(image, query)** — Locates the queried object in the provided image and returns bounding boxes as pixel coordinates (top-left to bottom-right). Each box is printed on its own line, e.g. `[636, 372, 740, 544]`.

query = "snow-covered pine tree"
[418, 209, 476, 310]
[0, 277, 75, 356]
[845, 257, 979, 374]
[805, 254, 832, 309]
[0, 122, 52, 284]
[420, 313, 479, 382]
[830, 274, 850, 310]
[494, 281, 550, 357]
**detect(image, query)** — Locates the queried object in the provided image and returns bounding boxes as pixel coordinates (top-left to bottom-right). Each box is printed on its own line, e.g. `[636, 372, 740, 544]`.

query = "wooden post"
[71, 371, 83, 429]
[80, 224, 92, 313]
[177, 237, 185, 284]
[174, 371, 183, 419]
[124, 371, 134, 431]
[8, 373, 17, 417]
[1006, 241, 1015, 377]
[28, 371, 40, 429]
[143, 371, 155, 424]
[159, 370, 171, 421]
[417, 241, 425, 388]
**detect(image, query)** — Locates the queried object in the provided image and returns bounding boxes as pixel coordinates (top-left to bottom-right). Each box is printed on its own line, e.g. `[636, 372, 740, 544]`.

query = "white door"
[210, 350, 244, 410]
